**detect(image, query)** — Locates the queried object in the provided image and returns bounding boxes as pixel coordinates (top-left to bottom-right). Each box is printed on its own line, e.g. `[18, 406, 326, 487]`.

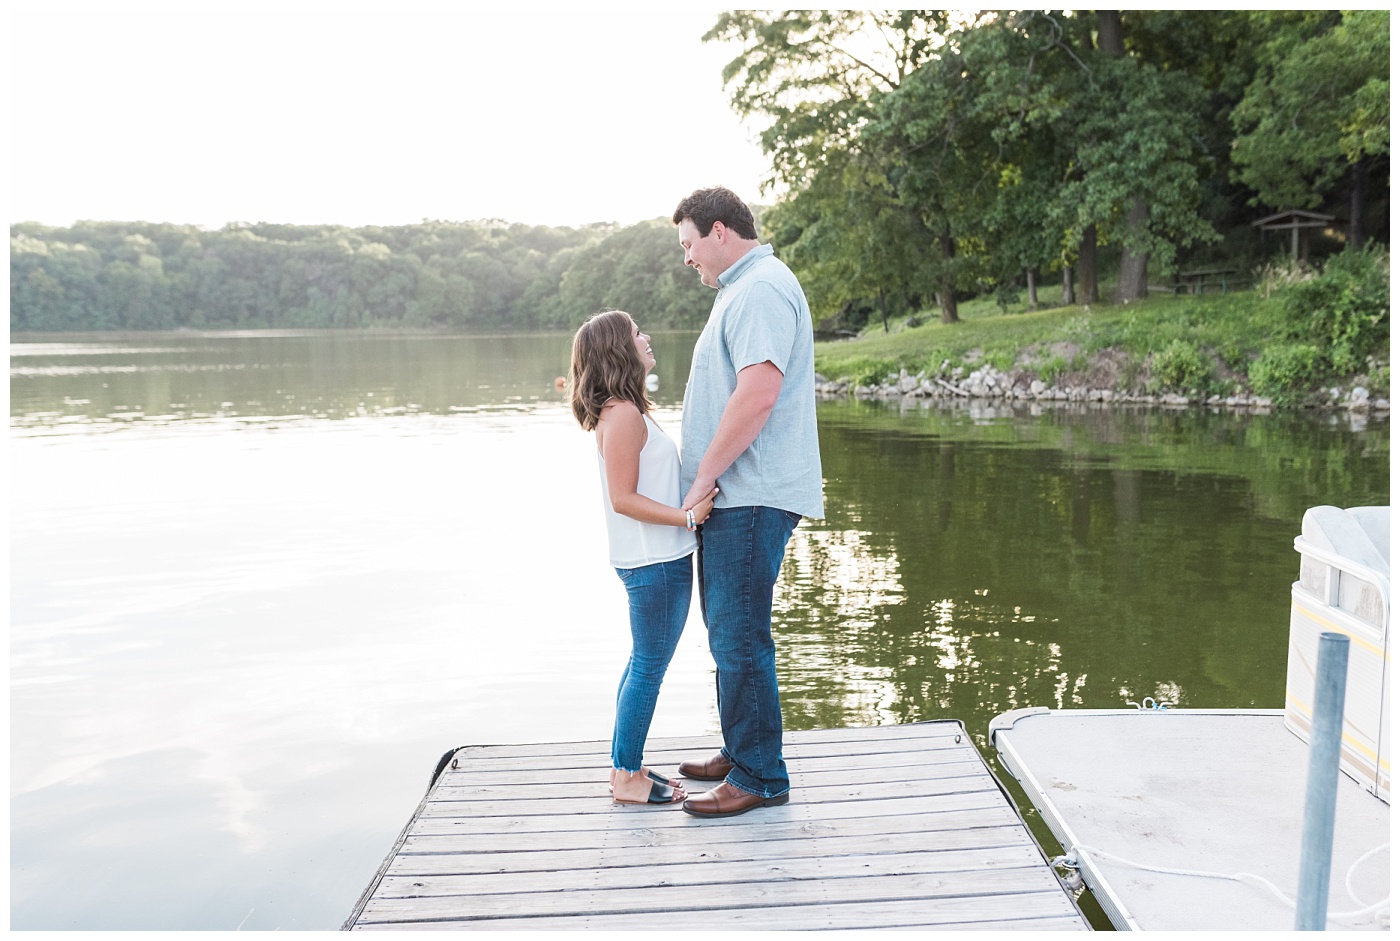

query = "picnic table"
[1174, 268, 1236, 295]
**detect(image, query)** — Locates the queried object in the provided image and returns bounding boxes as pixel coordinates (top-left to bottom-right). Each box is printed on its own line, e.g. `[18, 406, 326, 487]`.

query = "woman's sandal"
[613, 778, 685, 805]
[611, 767, 686, 804]
[644, 768, 684, 789]
[610, 767, 684, 793]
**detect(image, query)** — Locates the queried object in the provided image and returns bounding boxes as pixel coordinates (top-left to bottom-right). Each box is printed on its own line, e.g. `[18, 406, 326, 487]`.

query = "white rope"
[1346, 842, 1389, 908]
[1071, 842, 1390, 926]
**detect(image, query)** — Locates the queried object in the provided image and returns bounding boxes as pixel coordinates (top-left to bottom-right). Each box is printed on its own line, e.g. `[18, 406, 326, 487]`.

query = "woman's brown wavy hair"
[569, 310, 652, 431]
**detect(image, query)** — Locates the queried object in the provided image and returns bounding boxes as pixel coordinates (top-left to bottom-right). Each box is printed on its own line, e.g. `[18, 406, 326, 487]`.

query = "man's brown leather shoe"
[677, 752, 734, 781]
[682, 781, 790, 818]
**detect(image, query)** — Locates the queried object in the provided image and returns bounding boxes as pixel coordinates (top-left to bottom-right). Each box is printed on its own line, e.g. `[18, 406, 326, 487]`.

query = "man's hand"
[687, 485, 721, 524]
[683, 475, 719, 513]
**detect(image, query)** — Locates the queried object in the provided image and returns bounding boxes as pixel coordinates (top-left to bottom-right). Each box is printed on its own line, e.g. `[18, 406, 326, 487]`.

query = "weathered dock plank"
[419, 774, 998, 819]
[399, 798, 1017, 856]
[405, 791, 1010, 840]
[356, 897, 1087, 931]
[388, 821, 1032, 877]
[344, 720, 1088, 930]
[375, 845, 1043, 897]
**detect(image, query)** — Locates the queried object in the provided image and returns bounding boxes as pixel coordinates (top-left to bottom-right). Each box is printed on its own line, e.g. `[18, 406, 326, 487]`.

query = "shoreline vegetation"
[811, 250, 1390, 415]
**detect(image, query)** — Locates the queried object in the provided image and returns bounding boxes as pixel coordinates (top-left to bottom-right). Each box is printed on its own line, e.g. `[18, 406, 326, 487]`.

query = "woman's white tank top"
[596, 413, 696, 568]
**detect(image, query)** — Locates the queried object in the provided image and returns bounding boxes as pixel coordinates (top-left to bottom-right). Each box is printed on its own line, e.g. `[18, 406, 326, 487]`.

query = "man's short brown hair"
[672, 187, 758, 240]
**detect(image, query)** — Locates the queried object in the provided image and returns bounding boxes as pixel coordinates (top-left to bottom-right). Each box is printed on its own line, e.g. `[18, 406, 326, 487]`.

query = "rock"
[1030, 380, 1047, 396]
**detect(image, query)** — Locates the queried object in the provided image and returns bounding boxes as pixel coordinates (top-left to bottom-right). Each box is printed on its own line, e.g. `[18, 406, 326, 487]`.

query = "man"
[672, 186, 824, 818]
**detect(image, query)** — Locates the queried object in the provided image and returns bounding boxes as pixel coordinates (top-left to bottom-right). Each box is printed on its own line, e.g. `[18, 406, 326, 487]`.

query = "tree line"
[718, 9, 1387, 328]
[10, 217, 717, 332]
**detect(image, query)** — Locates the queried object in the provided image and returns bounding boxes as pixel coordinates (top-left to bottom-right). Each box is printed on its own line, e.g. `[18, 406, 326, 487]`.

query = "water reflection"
[771, 397, 1389, 753]
[776, 527, 907, 727]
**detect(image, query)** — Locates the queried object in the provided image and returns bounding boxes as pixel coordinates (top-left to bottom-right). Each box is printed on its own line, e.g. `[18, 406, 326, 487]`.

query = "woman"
[569, 310, 718, 805]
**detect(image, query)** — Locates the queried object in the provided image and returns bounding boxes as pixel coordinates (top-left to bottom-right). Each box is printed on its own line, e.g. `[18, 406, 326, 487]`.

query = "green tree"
[546, 220, 715, 329]
[711, 10, 1223, 318]
[706, 10, 956, 320]
[1231, 10, 1390, 247]
[876, 13, 1084, 314]
[765, 163, 942, 330]
[1072, 46, 1219, 300]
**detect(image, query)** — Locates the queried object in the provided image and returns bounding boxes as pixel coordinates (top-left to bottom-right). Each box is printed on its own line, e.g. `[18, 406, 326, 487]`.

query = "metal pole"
[1295, 631, 1350, 930]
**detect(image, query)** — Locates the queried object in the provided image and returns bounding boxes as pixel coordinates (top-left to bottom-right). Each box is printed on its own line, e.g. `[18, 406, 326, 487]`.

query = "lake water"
[10, 331, 1390, 929]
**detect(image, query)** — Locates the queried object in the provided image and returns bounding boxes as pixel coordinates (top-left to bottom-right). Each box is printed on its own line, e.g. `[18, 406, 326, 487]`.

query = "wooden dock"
[344, 720, 1088, 930]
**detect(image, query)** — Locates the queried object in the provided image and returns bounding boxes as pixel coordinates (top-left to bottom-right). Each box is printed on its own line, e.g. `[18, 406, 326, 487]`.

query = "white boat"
[991, 505, 1391, 931]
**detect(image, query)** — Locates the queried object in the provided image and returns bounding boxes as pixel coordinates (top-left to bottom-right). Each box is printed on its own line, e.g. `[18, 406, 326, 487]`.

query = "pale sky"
[8, 1, 779, 230]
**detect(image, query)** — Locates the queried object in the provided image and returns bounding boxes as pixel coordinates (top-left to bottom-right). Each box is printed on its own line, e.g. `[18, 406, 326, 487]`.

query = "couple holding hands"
[567, 186, 824, 818]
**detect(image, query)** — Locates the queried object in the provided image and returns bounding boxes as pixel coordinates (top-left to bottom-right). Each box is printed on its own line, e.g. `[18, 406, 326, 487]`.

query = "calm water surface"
[10, 331, 1389, 929]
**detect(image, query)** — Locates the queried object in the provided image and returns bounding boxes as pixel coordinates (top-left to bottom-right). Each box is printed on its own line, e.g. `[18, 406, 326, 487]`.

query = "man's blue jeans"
[611, 554, 692, 772]
[697, 505, 800, 798]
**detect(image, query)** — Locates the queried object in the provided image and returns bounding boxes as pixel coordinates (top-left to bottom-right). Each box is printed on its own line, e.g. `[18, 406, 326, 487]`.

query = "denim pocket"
[615, 566, 636, 582]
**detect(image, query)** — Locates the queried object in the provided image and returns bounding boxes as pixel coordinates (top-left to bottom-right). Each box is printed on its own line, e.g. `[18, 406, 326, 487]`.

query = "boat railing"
[1293, 535, 1390, 632]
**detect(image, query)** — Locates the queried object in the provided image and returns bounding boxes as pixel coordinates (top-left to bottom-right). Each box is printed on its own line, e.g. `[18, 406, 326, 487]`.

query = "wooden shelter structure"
[1253, 209, 1339, 262]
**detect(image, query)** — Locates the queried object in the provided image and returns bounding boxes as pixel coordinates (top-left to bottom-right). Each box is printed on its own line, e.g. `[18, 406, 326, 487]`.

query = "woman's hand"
[689, 487, 720, 527]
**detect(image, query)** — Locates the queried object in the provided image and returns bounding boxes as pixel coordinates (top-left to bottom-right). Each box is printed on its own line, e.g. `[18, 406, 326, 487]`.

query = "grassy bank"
[814, 273, 1390, 407]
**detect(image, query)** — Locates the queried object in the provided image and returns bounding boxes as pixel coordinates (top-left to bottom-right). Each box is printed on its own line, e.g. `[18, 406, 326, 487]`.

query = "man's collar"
[718, 243, 773, 288]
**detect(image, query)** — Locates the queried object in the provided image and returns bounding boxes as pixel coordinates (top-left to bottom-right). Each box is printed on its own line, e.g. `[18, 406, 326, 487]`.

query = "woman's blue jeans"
[611, 554, 692, 772]
[697, 505, 800, 798]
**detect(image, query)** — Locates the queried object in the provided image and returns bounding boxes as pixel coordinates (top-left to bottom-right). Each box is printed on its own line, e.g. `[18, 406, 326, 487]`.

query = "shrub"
[1255, 254, 1315, 300]
[1248, 343, 1327, 404]
[1282, 246, 1389, 375]
[1148, 339, 1210, 393]
[985, 347, 1018, 372]
[1371, 364, 1390, 397]
[842, 357, 899, 387]
[922, 348, 954, 376]
[1038, 355, 1070, 383]
[1219, 341, 1248, 372]
[1117, 353, 1148, 392]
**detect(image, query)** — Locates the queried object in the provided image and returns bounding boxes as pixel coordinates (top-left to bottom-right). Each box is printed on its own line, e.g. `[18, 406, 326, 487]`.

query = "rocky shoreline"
[816, 363, 1390, 413]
